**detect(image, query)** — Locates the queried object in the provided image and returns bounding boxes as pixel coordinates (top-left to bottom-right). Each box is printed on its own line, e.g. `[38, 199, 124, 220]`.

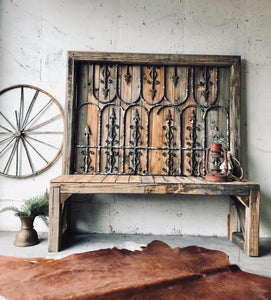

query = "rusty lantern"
[205, 143, 228, 182]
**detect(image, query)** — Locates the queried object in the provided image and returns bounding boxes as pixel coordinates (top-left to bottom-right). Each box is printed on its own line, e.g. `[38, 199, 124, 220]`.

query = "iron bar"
[128, 109, 142, 174]
[105, 108, 119, 173]
[81, 125, 93, 173]
[162, 110, 176, 175]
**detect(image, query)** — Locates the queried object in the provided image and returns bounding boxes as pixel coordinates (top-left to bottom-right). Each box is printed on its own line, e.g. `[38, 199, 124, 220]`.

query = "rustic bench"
[48, 52, 260, 256]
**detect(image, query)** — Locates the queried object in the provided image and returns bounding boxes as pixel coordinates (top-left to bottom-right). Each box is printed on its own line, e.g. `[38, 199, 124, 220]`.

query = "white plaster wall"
[0, 0, 270, 237]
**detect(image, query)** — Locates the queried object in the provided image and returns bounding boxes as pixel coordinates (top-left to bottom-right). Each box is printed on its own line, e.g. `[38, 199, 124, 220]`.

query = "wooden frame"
[48, 52, 260, 256]
[63, 52, 241, 175]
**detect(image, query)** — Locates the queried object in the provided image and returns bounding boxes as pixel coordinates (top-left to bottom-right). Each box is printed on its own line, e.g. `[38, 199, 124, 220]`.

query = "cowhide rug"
[0, 240, 270, 300]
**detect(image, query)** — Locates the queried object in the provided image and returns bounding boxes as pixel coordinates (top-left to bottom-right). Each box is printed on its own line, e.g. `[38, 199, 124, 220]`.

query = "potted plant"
[0, 191, 49, 247]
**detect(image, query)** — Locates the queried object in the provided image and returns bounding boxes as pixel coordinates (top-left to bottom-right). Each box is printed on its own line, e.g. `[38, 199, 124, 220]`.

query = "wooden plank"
[64, 56, 76, 174]
[244, 190, 260, 256]
[229, 58, 241, 160]
[75, 63, 89, 173]
[68, 52, 240, 67]
[74, 174, 89, 182]
[162, 176, 181, 184]
[86, 174, 107, 182]
[153, 176, 167, 183]
[129, 175, 142, 183]
[231, 232, 245, 252]
[116, 175, 130, 183]
[103, 174, 118, 182]
[48, 187, 61, 252]
[56, 181, 256, 196]
[87, 63, 98, 173]
[141, 176, 154, 183]
[235, 195, 249, 208]
[173, 176, 194, 184]
[228, 197, 235, 240]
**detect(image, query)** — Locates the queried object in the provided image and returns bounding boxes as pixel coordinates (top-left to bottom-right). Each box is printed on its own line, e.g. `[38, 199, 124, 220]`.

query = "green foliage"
[0, 191, 49, 225]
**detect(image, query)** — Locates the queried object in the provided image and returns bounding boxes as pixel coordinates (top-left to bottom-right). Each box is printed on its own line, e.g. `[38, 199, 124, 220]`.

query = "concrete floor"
[0, 231, 271, 278]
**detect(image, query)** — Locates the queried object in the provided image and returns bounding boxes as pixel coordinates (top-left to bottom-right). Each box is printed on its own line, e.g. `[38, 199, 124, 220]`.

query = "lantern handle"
[205, 147, 211, 175]
[221, 146, 228, 176]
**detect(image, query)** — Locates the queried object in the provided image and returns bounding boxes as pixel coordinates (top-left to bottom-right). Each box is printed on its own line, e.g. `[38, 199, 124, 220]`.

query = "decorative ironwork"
[75, 63, 230, 176]
[105, 108, 119, 173]
[128, 109, 142, 174]
[100, 64, 113, 98]
[80, 125, 94, 173]
[186, 110, 201, 175]
[171, 66, 179, 86]
[147, 66, 160, 100]
[124, 65, 131, 84]
[199, 67, 213, 102]
[162, 110, 176, 175]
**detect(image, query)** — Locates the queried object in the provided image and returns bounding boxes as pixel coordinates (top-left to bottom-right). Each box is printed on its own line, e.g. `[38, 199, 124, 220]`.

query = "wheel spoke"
[3, 138, 19, 174]
[15, 111, 19, 129]
[21, 90, 39, 129]
[19, 86, 24, 130]
[24, 114, 62, 132]
[0, 135, 14, 145]
[26, 131, 63, 134]
[25, 135, 59, 150]
[0, 136, 16, 157]
[16, 139, 19, 176]
[22, 98, 53, 130]
[0, 124, 14, 133]
[21, 137, 35, 173]
[0, 112, 17, 131]
[23, 136, 49, 164]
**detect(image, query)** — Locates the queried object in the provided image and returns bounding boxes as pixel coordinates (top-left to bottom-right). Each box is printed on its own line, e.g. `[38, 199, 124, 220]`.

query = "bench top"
[50, 175, 259, 197]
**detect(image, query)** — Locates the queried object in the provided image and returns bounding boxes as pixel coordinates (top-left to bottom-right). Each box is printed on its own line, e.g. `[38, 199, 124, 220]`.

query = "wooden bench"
[48, 52, 260, 256]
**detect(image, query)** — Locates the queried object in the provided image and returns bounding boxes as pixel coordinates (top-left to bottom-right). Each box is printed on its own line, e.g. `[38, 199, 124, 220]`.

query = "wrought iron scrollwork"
[128, 109, 142, 174]
[80, 125, 94, 173]
[100, 64, 113, 98]
[186, 110, 201, 175]
[199, 67, 213, 102]
[147, 66, 160, 100]
[124, 65, 132, 84]
[105, 108, 119, 173]
[75, 62, 230, 176]
[162, 110, 176, 175]
[171, 66, 179, 86]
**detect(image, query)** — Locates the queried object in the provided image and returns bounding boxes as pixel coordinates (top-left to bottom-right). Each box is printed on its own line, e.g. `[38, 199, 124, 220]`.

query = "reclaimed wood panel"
[65, 53, 241, 177]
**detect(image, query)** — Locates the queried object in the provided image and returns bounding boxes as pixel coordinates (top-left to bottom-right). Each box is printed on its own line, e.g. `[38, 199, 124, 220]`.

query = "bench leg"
[229, 190, 260, 256]
[244, 190, 260, 256]
[48, 186, 61, 252]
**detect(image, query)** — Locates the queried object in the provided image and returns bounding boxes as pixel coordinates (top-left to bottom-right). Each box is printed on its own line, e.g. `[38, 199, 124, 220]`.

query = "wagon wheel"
[0, 85, 64, 178]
